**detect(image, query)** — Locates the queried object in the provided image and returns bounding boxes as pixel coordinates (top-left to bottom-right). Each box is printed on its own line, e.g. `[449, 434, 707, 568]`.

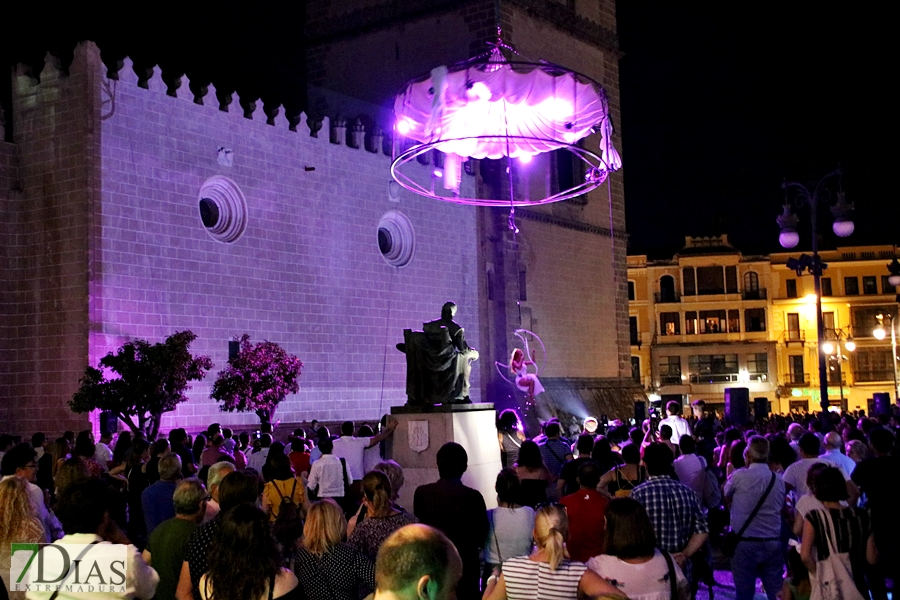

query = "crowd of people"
[0, 400, 897, 600]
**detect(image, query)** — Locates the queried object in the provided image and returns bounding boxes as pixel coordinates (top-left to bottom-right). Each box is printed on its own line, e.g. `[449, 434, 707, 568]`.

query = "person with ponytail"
[348, 470, 418, 561]
[482, 504, 624, 600]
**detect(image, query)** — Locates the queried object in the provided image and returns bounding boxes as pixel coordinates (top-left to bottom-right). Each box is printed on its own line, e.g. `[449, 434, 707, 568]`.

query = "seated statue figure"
[398, 302, 479, 405]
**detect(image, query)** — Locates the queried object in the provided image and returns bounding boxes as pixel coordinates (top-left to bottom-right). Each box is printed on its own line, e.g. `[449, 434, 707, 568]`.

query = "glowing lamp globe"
[832, 219, 855, 238]
[822, 342, 835, 355]
[844, 339, 856, 352]
[873, 327, 886, 340]
[391, 43, 621, 206]
[889, 274, 900, 287]
[779, 229, 800, 249]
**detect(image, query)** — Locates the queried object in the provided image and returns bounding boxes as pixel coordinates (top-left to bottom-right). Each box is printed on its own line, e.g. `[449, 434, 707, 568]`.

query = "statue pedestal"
[386, 403, 501, 512]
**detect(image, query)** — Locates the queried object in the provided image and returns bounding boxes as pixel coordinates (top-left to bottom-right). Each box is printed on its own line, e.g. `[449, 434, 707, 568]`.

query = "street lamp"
[823, 329, 854, 407]
[873, 313, 899, 401]
[777, 169, 853, 419]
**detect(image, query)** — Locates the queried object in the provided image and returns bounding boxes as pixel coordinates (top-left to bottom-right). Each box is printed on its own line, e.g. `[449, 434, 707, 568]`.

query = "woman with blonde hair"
[0, 477, 45, 599]
[483, 504, 623, 600]
[292, 500, 375, 600]
[348, 470, 417, 561]
[373, 460, 405, 502]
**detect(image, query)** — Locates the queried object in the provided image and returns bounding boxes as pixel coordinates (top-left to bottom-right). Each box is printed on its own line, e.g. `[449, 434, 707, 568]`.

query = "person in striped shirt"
[482, 504, 624, 600]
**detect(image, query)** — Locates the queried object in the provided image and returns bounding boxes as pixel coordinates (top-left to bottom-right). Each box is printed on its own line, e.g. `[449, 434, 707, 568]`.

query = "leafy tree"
[70, 331, 213, 438]
[211, 334, 302, 424]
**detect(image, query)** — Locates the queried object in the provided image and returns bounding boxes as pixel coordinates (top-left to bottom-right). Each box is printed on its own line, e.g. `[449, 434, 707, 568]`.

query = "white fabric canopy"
[394, 58, 621, 171]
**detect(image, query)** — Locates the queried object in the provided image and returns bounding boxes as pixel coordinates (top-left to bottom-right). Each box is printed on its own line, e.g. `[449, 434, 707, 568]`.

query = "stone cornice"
[506, 0, 619, 53]
[517, 208, 628, 241]
[306, 0, 480, 44]
[306, 0, 619, 54]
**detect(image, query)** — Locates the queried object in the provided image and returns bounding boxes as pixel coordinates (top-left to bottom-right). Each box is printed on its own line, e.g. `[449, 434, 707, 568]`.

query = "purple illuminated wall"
[0, 43, 480, 436]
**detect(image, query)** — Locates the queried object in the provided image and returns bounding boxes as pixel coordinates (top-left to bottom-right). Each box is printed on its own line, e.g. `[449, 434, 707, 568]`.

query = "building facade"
[629, 237, 900, 417]
[771, 245, 900, 414]
[1, 1, 637, 436]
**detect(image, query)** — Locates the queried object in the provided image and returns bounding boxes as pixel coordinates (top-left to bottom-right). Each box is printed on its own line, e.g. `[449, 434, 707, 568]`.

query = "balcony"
[660, 374, 683, 385]
[782, 330, 805, 345]
[854, 370, 896, 382]
[655, 292, 681, 303]
[689, 373, 740, 384]
[785, 375, 810, 386]
[742, 288, 767, 300]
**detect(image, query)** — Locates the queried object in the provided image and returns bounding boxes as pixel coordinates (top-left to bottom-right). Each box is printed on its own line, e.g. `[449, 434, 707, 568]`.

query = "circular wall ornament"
[377, 211, 415, 267]
[197, 176, 248, 243]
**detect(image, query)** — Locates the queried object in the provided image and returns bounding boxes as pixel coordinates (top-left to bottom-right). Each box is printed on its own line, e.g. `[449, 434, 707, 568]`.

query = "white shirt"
[795, 493, 826, 518]
[94, 442, 113, 473]
[247, 447, 270, 473]
[782, 457, 847, 499]
[307, 454, 351, 498]
[820, 449, 857, 478]
[673, 453, 707, 499]
[331, 436, 370, 481]
[588, 550, 688, 600]
[658, 415, 692, 445]
[363, 445, 382, 475]
[23, 533, 159, 599]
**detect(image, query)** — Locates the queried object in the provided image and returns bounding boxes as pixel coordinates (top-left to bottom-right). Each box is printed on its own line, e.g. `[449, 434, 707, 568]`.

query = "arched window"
[659, 275, 677, 302]
[744, 271, 759, 293]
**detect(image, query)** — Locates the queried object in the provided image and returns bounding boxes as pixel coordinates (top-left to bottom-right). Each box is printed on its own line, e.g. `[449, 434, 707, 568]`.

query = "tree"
[70, 331, 213, 439]
[211, 334, 302, 424]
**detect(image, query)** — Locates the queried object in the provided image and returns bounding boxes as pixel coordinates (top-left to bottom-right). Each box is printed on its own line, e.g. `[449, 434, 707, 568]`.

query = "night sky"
[616, 4, 896, 258]
[2, 3, 894, 261]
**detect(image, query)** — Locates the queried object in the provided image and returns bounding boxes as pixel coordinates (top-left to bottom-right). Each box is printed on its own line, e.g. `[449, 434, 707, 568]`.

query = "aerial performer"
[498, 329, 545, 404]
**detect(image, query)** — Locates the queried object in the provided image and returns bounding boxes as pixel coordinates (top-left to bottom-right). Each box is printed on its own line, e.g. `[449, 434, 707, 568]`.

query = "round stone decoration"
[197, 176, 248, 243]
[377, 211, 415, 267]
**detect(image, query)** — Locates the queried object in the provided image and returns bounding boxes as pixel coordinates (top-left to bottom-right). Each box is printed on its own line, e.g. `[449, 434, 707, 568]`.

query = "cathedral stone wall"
[306, 0, 633, 407]
[0, 43, 480, 436]
[0, 49, 100, 436]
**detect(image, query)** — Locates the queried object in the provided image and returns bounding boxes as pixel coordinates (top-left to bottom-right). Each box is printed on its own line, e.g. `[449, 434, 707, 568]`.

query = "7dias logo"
[9, 543, 128, 594]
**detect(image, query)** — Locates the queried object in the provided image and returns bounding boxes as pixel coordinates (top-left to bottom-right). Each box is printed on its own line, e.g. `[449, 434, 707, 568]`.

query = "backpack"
[272, 478, 303, 543]
[613, 466, 642, 498]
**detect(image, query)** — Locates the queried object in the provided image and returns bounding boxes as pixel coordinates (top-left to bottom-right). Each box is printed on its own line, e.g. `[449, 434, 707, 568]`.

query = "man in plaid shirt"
[632, 442, 709, 569]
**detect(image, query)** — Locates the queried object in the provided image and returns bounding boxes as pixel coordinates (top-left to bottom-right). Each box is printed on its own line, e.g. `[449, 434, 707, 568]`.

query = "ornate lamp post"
[872, 313, 899, 402]
[822, 329, 855, 406]
[777, 169, 854, 417]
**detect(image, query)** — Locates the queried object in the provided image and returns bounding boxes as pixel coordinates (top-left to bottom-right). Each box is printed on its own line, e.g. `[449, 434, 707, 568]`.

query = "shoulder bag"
[661, 548, 679, 600]
[722, 471, 775, 557]
[810, 509, 865, 600]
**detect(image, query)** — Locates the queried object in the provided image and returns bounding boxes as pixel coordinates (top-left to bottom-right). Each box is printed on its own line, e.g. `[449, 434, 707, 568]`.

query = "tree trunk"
[256, 406, 275, 424]
[147, 413, 161, 440]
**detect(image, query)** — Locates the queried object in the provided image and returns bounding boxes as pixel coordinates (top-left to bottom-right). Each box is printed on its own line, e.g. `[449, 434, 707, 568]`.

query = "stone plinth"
[386, 403, 501, 512]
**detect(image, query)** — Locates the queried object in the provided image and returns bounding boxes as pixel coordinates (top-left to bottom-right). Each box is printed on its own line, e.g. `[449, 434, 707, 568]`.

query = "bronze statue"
[398, 302, 479, 405]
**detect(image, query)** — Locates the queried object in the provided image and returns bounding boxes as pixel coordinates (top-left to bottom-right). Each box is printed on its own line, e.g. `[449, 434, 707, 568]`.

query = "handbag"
[722, 472, 775, 558]
[810, 509, 864, 600]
